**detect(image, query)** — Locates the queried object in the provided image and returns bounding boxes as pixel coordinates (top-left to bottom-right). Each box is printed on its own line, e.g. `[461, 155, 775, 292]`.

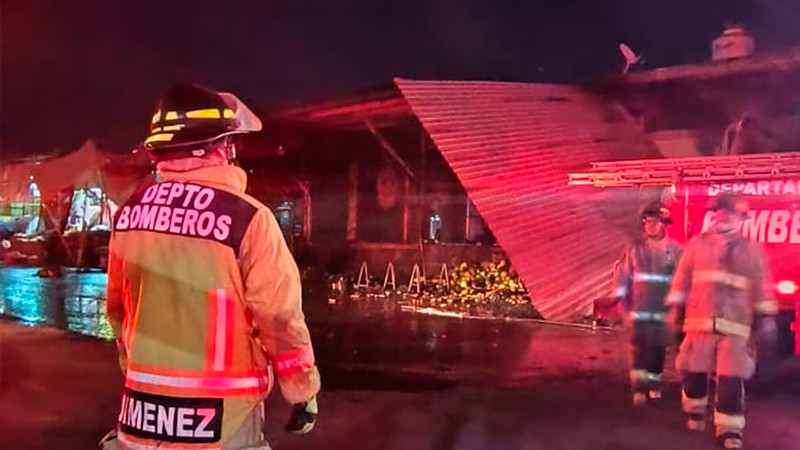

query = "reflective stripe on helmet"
[144, 133, 174, 145]
[185, 109, 221, 119]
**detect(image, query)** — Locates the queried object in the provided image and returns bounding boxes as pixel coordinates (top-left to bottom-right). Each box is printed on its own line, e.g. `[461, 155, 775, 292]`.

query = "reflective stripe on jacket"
[613, 236, 683, 317]
[667, 228, 776, 338]
[107, 160, 320, 448]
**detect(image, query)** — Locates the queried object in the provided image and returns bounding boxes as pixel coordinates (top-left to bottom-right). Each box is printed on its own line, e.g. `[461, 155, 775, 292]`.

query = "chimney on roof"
[712, 25, 754, 61]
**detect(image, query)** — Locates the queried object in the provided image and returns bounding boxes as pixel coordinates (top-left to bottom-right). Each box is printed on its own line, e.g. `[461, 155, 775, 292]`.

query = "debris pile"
[327, 258, 541, 319]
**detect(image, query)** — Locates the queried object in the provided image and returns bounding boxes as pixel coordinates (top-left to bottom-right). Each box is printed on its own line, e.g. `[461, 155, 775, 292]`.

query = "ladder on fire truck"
[568, 151, 800, 187]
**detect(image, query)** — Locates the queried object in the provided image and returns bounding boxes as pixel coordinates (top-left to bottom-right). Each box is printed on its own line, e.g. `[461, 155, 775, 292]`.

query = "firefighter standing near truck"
[667, 192, 777, 450]
[614, 201, 683, 405]
[101, 84, 320, 449]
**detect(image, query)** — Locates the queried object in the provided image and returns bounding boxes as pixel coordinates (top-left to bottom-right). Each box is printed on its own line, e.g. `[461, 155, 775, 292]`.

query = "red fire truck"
[570, 152, 800, 360]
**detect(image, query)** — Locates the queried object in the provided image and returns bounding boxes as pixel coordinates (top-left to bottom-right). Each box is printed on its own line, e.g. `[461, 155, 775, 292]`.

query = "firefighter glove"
[285, 395, 318, 435]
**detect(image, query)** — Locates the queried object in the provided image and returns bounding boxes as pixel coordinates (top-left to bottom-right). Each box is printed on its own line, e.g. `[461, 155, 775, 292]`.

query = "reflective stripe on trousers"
[633, 273, 673, 283]
[683, 318, 750, 339]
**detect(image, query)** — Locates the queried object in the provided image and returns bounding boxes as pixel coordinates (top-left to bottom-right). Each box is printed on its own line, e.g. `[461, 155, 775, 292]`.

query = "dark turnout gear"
[667, 212, 776, 444]
[614, 213, 682, 401]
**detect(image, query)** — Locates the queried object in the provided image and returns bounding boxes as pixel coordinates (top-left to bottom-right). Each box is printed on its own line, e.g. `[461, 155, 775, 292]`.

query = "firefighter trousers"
[676, 332, 753, 439]
[101, 403, 272, 450]
[630, 320, 668, 394]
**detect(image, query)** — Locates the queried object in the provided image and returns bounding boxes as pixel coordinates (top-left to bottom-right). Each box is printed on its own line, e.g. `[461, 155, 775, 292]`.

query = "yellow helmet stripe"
[185, 109, 221, 119]
[144, 133, 174, 145]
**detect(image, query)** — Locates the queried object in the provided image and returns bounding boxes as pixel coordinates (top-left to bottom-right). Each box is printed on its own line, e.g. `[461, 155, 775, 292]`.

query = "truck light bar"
[568, 151, 800, 187]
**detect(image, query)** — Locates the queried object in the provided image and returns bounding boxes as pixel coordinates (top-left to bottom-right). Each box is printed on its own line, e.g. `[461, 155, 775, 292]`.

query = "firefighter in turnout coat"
[667, 192, 777, 450]
[101, 84, 320, 450]
[614, 201, 683, 405]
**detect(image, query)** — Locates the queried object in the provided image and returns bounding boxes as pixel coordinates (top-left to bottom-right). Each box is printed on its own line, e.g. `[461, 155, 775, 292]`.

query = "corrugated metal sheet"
[395, 79, 659, 320]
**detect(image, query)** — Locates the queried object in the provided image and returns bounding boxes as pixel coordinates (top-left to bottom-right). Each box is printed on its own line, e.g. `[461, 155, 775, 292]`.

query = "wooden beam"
[364, 120, 417, 181]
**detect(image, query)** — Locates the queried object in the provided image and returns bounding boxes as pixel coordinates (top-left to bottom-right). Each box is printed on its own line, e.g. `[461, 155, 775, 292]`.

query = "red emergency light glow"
[776, 280, 799, 295]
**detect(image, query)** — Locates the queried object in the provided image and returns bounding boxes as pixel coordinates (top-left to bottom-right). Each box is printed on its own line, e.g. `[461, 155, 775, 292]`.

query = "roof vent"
[712, 25, 754, 61]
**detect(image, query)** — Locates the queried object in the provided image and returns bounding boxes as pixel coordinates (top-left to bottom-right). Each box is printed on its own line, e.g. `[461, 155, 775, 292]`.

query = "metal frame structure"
[568, 151, 800, 187]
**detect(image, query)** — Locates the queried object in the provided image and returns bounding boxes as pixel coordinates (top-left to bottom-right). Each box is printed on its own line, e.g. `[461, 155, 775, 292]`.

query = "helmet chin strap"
[150, 136, 238, 164]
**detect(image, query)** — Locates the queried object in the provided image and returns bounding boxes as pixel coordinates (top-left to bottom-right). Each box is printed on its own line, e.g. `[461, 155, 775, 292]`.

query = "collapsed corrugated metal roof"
[268, 87, 411, 130]
[395, 79, 659, 320]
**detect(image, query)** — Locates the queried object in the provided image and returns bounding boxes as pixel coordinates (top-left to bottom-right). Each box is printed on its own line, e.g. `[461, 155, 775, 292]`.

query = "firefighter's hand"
[285, 395, 318, 435]
[756, 316, 778, 343]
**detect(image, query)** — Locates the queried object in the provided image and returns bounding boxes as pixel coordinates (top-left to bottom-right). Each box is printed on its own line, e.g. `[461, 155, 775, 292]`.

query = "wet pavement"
[0, 267, 113, 339]
[0, 266, 621, 389]
[2, 267, 800, 449]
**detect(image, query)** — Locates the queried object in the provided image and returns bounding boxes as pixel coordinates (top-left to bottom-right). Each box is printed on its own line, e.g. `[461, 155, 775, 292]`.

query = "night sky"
[2, 0, 799, 159]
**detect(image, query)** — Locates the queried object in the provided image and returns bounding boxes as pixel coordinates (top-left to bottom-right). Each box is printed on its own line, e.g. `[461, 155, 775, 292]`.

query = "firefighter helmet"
[141, 83, 262, 160]
[708, 192, 749, 215]
[639, 201, 673, 225]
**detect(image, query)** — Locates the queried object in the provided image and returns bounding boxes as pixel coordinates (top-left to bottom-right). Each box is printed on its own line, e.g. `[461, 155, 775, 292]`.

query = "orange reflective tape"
[273, 346, 315, 379]
[213, 289, 227, 371]
[224, 291, 236, 369]
[125, 378, 268, 399]
[127, 363, 267, 380]
[205, 290, 218, 371]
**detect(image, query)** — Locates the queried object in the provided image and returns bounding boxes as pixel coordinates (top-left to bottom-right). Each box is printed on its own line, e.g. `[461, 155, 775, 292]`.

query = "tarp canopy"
[0, 161, 38, 203]
[0, 140, 152, 206]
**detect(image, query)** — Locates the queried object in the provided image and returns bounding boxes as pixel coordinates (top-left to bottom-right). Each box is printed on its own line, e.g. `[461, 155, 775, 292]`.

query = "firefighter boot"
[717, 433, 744, 450]
[682, 372, 709, 431]
[647, 389, 662, 401]
[715, 377, 746, 450]
[629, 369, 649, 406]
